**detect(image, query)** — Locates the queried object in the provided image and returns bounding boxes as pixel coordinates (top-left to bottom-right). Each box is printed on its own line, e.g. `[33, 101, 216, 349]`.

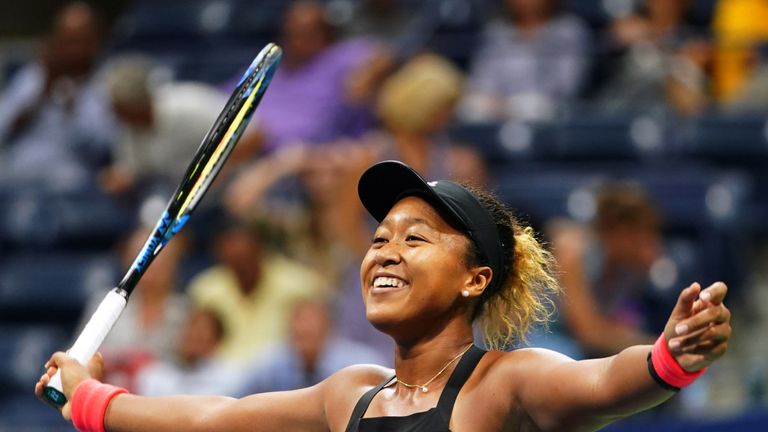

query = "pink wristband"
[71, 379, 128, 432]
[650, 334, 706, 389]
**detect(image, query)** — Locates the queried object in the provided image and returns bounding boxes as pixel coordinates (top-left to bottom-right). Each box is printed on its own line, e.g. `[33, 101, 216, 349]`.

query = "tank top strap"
[435, 345, 487, 427]
[344, 375, 396, 432]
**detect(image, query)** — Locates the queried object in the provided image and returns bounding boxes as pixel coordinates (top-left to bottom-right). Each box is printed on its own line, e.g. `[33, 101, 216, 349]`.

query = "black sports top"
[344, 346, 487, 432]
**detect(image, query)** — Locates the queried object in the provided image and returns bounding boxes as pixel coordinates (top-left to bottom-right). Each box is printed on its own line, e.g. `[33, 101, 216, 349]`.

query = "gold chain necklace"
[391, 343, 474, 393]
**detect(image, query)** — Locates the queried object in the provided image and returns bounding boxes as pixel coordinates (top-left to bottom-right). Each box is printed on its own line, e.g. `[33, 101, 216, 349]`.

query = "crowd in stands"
[2, 0, 768, 430]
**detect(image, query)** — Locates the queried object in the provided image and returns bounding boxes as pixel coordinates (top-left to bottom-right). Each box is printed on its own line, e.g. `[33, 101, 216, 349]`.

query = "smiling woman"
[357, 161, 560, 351]
[36, 160, 732, 432]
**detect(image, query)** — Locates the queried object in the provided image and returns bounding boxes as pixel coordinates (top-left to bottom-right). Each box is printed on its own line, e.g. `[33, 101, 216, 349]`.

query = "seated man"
[0, 2, 116, 189]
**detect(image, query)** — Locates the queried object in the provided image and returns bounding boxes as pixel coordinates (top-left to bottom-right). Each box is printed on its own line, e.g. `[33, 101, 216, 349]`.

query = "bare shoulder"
[322, 364, 394, 431]
[499, 348, 574, 372]
[477, 348, 576, 390]
[326, 363, 393, 388]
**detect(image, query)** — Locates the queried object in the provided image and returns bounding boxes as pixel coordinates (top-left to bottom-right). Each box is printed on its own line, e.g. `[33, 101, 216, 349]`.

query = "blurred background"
[1, 0, 767, 430]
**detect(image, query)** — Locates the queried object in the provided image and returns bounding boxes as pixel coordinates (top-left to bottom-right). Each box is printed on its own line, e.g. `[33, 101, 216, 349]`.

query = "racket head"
[118, 43, 282, 294]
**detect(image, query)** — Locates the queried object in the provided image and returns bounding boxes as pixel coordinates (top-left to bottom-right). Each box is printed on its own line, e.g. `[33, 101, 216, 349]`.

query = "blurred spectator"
[238, 1, 377, 152]
[237, 298, 385, 395]
[135, 308, 240, 396]
[459, 0, 590, 122]
[338, 0, 412, 41]
[0, 1, 116, 190]
[79, 225, 188, 389]
[337, 0, 468, 106]
[724, 60, 768, 112]
[366, 53, 487, 185]
[187, 216, 326, 364]
[100, 56, 227, 197]
[592, 0, 711, 115]
[545, 184, 671, 358]
[226, 144, 373, 285]
[712, 0, 768, 103]
[225, 143, 391, 359]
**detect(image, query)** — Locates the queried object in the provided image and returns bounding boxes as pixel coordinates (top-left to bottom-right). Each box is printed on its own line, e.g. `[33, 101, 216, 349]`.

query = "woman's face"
[360, 196, 478, 338]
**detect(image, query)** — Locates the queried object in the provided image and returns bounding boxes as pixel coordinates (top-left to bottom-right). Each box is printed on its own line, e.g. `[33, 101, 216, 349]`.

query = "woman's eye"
[372, 236, 387, 244]
[406, 235, 424, 242]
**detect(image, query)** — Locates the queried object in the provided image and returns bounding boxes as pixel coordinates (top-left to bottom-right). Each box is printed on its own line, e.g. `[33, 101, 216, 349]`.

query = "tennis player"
[36, 160, 731, 431]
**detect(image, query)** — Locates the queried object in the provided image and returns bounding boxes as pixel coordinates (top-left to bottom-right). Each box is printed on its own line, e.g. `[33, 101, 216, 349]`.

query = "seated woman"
[37, 160, 730, 431]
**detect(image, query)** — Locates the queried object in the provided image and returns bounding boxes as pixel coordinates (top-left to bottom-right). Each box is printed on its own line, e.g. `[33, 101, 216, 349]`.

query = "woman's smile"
[371, 274, 410, 295]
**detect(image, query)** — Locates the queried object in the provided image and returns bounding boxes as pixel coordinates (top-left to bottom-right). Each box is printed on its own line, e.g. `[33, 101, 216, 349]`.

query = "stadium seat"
[494, 168, 600, 225]
[556, 114, 668, 160]
[228, 0, 289, 38]
[116, 0, 230, 42]
[683, 114, 768, 165]
[0, 393, 71, 431]
[0, 187, 128, 250]
[0, 326, 68, 393]
[451, 121, 559, 165]
[0, 253, 118, 325]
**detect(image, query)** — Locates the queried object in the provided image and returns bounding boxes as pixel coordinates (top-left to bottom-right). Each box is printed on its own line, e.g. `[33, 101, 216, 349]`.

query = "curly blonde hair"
[462, 186, 561, 351]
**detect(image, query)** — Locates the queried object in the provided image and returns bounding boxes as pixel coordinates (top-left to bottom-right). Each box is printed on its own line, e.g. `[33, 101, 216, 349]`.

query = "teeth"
[373, 277, 406, 288]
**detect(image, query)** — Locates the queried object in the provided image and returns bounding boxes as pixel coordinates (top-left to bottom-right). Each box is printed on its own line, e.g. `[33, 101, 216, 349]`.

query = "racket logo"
[131, 211, 172, 272]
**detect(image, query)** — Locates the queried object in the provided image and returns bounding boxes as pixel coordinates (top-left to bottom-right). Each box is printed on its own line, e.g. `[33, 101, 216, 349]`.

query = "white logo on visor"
[427, 181, 438, 187]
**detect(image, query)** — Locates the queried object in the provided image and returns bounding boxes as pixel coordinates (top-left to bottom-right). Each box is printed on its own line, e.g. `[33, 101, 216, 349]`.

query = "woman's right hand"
[35, 352, 104, 420]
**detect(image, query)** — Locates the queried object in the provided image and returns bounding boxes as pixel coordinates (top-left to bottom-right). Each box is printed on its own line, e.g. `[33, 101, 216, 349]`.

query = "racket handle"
[42, 288, 127, 407]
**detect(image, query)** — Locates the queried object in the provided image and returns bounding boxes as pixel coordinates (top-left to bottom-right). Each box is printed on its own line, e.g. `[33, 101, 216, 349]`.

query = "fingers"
[674, 302, 731, 338]
[669, 318, 731, 375]
[35, 372, 51, 397]
[670, 283, 701, 320]
[676, 339, 730, 357]
[669, 321, 731, 352]
[87, 352, 105, 381]
[37, 352, 63, 398]
[699, 281, 728, 305]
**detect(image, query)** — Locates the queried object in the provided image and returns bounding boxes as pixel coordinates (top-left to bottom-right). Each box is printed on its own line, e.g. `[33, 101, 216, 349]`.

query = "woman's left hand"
[663, 282, 731, 372]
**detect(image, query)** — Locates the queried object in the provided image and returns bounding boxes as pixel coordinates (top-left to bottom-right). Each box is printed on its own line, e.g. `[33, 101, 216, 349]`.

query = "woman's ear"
[463, 266, 493, 298]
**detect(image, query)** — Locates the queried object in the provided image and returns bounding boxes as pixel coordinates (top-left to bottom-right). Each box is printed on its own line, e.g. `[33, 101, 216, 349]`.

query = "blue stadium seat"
[454, 114, 670, 166]
[228, 0, 288, 38]
[556, 114, 669, 160]
[451, 121, 559, 164]
[0, 326, 68, 393]
[683, 114, 768, 165]
[494, 168, 599, 224]
[0, 253, 118, 325]
[116, 0, 230, 41]
[494, 164, 750, 228]
[0, 393, 72, 431]
[0, 187, 128, 250]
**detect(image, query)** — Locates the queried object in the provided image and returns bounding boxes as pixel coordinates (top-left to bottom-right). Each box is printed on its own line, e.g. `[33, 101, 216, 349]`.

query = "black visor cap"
[358, 160, 506, 293]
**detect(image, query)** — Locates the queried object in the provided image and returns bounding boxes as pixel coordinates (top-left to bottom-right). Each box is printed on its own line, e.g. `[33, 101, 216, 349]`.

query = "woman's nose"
[374, 241, 402, 267]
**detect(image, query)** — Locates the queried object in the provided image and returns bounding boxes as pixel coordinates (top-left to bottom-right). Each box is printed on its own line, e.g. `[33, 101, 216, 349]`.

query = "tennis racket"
[42, 43, 282, 407]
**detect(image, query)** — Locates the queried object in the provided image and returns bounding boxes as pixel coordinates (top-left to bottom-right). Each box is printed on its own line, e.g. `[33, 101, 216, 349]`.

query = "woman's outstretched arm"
[513, 281, 731, 431]
[104, 388, 329, 432]
[35, 352, 331, 432]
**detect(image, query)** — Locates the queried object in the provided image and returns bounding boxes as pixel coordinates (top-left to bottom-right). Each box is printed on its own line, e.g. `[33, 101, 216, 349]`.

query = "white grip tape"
[47, 289, 127, 395]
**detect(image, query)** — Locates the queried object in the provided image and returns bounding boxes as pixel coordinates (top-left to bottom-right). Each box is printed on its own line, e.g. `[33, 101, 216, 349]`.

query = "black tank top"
[344, 346, 486, 432]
